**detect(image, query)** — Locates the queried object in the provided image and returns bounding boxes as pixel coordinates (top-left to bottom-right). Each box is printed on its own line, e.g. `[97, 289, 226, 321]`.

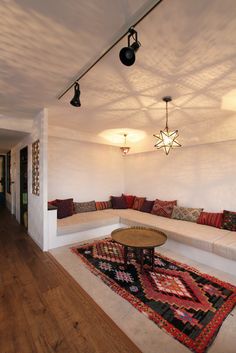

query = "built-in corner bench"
[47, 208, 236, 276]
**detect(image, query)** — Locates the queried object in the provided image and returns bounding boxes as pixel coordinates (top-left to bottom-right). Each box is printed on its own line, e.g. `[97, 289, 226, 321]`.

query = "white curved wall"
[124, 140, 236, 212]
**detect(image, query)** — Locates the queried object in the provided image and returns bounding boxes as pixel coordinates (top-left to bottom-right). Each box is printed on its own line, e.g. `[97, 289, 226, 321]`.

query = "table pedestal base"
[124, 246, 155, 273]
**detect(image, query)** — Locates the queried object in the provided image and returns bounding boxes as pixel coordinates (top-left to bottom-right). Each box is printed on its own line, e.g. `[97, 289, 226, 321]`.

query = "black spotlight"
[70, 82, 81, 107]
[119, 27, 141, 66]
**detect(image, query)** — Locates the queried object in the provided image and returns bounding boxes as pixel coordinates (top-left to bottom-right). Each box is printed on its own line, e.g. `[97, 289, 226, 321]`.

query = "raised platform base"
[163, 238, 236, 277]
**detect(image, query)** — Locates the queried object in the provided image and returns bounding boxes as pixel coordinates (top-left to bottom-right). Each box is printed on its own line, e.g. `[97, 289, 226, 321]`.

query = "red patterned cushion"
[111, 196, 127, 209]
[132, 197, 146, 211]
[197, 212, 223, 228]
[122, 194, 135, 208]
[151, 199, 177, 218]
[55, 198, 74, 219]
[222, 210, 236, 231]
[95, 200, 112, 210]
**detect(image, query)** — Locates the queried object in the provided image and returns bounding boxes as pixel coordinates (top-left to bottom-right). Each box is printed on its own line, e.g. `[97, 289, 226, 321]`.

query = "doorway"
[20, 147, 28, 227]
[0, 155, 6, 207]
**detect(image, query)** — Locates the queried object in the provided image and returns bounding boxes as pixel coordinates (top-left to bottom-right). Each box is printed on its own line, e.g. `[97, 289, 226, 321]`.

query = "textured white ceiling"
[1, 0, 236, 153]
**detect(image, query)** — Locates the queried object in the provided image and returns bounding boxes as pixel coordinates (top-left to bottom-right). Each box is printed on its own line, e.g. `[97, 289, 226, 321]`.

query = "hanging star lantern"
[153, 96, 181, 155]
[154, 128, 181, 155]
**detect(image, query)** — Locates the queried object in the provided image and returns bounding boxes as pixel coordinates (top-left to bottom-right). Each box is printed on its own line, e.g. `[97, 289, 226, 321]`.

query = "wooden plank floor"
[0, 208, 142, 353]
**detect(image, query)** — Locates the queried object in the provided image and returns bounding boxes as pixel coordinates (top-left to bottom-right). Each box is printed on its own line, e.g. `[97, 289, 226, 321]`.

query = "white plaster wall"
[48, 137, 124, 201]
[124, 140, 236, 212]
[10, 109, 48, 250]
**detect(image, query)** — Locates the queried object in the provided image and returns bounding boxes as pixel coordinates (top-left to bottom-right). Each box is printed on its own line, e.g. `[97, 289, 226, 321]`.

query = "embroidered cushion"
[140, 200, 154, 213]
[197, 212, 223, 228]
[55, 198, 74, 219]
[95, 200, 112, 210]
[74, 201, 96, 213]
[132, 196, 146, 211]
[151, 199, 177, 218]
[122, 194, 135, 208]
[111, 196, 127, 209]
[171, 206, 203, 222]
[221, 210, 236, 231]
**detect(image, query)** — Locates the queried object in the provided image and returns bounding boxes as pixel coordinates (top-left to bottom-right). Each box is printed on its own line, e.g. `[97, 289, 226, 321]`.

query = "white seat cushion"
[57, 210, 119, 236]
[105, 209, 231, 253]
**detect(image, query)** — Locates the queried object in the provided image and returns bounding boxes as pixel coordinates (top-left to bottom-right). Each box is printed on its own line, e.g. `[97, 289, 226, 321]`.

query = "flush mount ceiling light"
[120, 134, 130, 156]
[70, 82, 81, 107]
[119, 28, 141, 66]
[153, 96, 181, 155]
[57, 0, 164, 105]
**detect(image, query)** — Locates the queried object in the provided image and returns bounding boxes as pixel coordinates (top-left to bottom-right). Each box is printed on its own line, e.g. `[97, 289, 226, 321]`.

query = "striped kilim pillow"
[132, 197, 146, 211]
[95, 200, 112, 210]
[197, 212, 223, 228]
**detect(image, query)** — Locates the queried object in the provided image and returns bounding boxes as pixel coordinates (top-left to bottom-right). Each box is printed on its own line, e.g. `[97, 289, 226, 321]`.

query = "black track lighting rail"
[58, 0, 164, 100]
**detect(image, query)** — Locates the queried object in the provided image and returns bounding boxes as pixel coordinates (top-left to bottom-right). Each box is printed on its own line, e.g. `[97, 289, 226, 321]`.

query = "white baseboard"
[163, 238, 236, 277]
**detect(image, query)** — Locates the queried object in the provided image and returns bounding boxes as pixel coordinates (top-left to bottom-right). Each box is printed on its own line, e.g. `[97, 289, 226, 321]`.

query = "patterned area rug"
[72, 239, 236, 353]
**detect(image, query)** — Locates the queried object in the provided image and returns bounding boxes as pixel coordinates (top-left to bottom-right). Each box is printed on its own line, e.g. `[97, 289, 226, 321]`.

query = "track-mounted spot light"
[58, 0, 164, 102]
[70, 82, 81, 107]
[119, 27, 141, 66]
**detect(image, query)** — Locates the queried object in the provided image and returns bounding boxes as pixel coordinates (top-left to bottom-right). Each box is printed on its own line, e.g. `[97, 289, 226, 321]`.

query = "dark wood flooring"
[0, 208, 142, 353]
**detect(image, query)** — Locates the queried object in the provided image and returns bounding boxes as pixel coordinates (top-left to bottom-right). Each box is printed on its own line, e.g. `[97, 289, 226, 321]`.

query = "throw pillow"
[95, 200, 112, 210]
[122, 194, 135, 208]
[74, 201, 96, 213]
[171, 206, 203, 222]
[151, 199, 177, 218]
[197, 212, 223, 228]
[221, 210, 236, 231]
[55, 198, 74, 219]
[48, 199, 57, 207]
[111, 196, 127, 209]
[132, 197, 146, 211]
[140, 200, 154, 213]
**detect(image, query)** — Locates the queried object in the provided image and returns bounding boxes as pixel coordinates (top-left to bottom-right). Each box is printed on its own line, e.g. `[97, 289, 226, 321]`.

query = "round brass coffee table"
[111, 227, 167, 272]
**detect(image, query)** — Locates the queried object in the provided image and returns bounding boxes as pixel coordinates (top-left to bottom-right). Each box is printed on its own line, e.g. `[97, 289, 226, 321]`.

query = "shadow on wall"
[124, 139, 236, 211]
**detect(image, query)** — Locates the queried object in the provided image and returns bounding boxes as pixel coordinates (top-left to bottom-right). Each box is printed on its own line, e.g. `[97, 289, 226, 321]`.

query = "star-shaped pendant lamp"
[153, 96, 181, 155]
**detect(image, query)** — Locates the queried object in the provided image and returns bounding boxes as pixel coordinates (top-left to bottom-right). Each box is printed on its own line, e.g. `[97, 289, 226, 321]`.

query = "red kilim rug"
[71, 238, 236, 353]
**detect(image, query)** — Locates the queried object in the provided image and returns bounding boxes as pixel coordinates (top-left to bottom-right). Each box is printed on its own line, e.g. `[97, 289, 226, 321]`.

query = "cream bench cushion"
[57, 210, 119, 236]
[56, 208, 235, 261]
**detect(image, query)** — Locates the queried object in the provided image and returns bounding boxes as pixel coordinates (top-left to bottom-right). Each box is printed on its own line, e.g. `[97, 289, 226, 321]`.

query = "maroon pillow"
[122, 194, 135, 208]
[140, 200, 154, 213]
[151, 199, 177, 218]
[197, 212, 223, 228]
[132, 197, 146, 211]
[48, 199, 57, 207]
[56, 198, 74, 219]
[111, 196, 127, 209]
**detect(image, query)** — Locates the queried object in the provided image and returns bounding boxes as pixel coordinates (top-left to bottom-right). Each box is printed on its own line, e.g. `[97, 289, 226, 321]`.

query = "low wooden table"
[111, 227, 167, 272]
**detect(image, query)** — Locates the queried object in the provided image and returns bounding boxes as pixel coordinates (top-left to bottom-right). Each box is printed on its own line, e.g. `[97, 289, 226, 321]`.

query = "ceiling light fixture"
[70, 82, 81, 107]
[57, 0, 164, 103]
[153, 96, 181, 155]
[119, 28, 141, 66]
[120, 134, 130, 156]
